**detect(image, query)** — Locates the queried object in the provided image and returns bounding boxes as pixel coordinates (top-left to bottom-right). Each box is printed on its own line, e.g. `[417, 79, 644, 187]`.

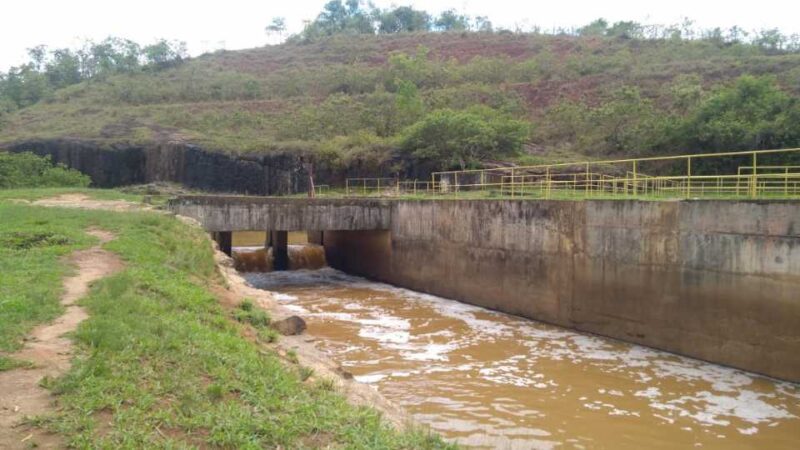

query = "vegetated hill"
[2, 31, 800, 176]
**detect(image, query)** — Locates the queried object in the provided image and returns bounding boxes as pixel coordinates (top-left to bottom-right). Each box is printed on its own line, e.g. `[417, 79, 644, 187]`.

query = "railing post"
[585, 163, 590, 196]
[632, 161, 638, 196]
[545, 167, 551, 199]
[686, 156, 692, 198]
[511, 168, 515, 198]
[751, 152, 758, 198]
[786, 167, 790, 197]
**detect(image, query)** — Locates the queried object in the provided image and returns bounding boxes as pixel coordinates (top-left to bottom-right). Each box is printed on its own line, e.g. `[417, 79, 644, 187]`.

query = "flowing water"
[235, 245, 800, 449]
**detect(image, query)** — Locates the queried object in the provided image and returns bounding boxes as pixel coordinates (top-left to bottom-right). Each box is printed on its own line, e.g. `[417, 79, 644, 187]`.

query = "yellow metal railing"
[340, 148, 800, 199]
[429, 148, 800, 200]
[345, 178, 398, 196]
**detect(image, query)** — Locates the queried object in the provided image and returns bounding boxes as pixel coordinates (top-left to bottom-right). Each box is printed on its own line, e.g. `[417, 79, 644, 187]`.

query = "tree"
[377, 6, 430, 34]
[296, 0, 375, 40]
[395, 79, 424, 126]
[45, 49, 82, 88]
[401, 109, 528, 170]
[266, 17, 287, 40]
[577, 19, 608, 37]
[435, 9, 470, 32]
[474, 16, 493, 32]
[682, 76, 800, 151]
[142, 39, 187, 69]
[606, 21, 642, 39]
[754, 29, 786, 52]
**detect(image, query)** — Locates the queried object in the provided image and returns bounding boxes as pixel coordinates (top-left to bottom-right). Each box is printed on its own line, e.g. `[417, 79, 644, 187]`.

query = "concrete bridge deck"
[167, 195, 392, 232]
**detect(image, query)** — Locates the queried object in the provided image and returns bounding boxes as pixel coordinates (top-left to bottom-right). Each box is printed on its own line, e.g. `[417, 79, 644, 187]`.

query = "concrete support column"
[213, 231, 232, 256]
[307, 231, 324, 245]
[271, 230, 288, 270]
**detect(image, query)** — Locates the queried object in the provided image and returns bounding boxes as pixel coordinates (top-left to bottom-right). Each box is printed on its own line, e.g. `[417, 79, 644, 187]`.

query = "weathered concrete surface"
[323, 200, 800, 382]
[168, 196, 392, 231]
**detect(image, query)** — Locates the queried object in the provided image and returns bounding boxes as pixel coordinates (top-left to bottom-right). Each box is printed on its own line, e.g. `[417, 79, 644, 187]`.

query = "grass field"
[0, 190, 452, 448]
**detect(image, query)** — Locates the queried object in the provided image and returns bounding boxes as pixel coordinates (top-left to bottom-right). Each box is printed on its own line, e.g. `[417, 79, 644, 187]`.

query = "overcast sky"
[1, 0, 798, 71]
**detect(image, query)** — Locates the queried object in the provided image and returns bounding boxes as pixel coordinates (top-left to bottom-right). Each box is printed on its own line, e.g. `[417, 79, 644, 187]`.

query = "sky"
[1, 0, 798, 71]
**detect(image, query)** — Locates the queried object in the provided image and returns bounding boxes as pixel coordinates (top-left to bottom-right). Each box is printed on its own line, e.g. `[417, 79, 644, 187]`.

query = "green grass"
[0, 191, 452, 449]
[0, 206, 95, 352]
[0, 355, 33, 371]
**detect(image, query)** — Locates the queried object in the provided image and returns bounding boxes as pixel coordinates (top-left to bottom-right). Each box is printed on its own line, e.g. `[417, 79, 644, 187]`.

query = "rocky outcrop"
[4, 139, 322, 195]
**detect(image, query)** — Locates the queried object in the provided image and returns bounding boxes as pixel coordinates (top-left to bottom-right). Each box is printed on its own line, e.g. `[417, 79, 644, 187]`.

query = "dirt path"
[0, 229, 124, 449]
[32, 194, 146, 211]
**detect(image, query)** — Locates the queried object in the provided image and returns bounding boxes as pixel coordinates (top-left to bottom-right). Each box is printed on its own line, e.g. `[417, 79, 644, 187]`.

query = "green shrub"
[0, 152, 90, 188]
[258, 327, 279, 343]
[400, 108, 529, 170]
[233, 299, 271, 327]
[298, 366, 314, 381]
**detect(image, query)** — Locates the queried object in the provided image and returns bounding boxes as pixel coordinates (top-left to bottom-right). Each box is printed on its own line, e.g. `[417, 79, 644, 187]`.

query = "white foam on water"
[635, 387, 662, 400]
[359, 327, 410, 344]
[354, 373, 386, 384]
[273, 292, 298, 302]
[402, 342, 458, 361]
[360, 316, 410, 330]
[283, 304, 309, 313]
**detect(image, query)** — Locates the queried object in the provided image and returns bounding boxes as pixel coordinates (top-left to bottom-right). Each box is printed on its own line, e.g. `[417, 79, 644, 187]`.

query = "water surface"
[245, 268, 800, 449]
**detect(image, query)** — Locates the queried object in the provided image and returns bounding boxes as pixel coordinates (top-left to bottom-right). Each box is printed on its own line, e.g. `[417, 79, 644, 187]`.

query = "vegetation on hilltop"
[2, 2, 800, 174]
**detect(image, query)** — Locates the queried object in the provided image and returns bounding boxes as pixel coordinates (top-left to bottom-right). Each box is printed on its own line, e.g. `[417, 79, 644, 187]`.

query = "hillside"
[2, 31, 800, 184]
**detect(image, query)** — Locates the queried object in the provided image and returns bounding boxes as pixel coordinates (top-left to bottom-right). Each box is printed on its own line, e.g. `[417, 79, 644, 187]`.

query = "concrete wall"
[323, 200, 800, 382]
[168, 196, 392, 231]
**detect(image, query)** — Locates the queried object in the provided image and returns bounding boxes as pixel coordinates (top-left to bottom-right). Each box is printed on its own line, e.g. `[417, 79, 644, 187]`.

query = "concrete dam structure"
[168, 196, 800, 382]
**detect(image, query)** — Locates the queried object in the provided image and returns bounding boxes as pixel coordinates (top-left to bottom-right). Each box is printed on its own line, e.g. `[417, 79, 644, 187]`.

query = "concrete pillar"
[213, 231, 232, 256]
[307, 231, 324, 245]
[264, 230, 272, 248]
[271, 230, 288, 270]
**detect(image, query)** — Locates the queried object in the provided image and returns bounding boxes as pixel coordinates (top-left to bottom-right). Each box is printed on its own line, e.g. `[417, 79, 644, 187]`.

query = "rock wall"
[323, 199, 800, 382]
[5, 139, 324, 195]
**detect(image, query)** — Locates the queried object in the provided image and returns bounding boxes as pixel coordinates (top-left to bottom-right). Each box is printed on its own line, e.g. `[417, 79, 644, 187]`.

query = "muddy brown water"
[237, 246, 800, 449]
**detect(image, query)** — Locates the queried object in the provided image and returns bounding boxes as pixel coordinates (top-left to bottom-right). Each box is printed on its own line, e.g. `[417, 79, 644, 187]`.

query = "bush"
[400, 108, 529, 170]
[0, 152, 91, 188]
[233, 299, 271, 327]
